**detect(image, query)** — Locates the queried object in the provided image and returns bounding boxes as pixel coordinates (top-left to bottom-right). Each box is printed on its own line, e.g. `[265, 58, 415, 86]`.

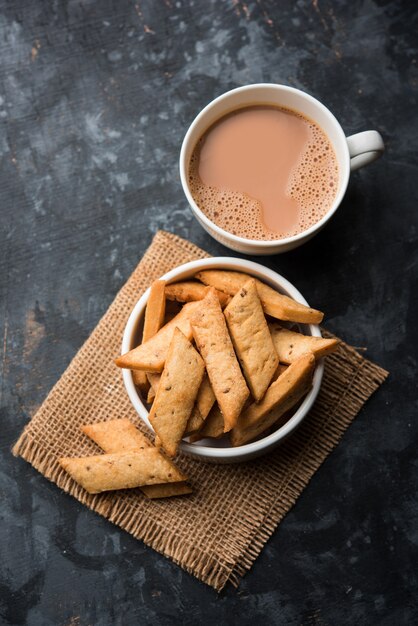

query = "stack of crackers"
[59, 269, 338, 498]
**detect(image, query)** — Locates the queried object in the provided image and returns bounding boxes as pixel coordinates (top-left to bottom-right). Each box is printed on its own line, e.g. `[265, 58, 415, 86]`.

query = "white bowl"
[121, 257, 323, 463]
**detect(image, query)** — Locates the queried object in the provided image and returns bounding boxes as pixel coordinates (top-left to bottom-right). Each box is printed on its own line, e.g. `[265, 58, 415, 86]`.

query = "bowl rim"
[121, 257, 323, 460]
[179, 83, 350, 250]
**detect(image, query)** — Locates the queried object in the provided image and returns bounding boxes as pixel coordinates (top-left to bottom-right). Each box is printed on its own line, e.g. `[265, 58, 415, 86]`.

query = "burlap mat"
[12, 230, 388, 591]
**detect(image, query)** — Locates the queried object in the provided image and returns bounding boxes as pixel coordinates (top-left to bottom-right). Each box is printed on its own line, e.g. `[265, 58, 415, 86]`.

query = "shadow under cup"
[180, 84, 351, 255]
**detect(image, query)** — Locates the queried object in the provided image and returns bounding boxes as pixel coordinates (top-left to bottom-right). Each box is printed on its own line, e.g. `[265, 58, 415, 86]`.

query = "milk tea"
[188, 105, 338, 240]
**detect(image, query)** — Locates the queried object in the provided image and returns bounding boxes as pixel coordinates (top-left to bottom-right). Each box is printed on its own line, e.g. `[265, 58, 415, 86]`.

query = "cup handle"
[346, 130, 384, 171]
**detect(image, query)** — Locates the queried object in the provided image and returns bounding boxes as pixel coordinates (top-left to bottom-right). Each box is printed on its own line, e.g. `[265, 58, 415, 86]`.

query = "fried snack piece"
[230, 353, 315, 447]
[82, 419, 191, 498]
[146, 373, 161, 404]
[224, 279, 279, 402]
[132, 371, 150, 395]
[144, 280, 167, 337]
[59, 449, 186, 494]
[196, 270, 323, 324]
[115, 301, 200, 372]
[191, 289, 250, 432]
[184, 408, 203, 437]
[149, 328, 205, 456]
[132, 280, 166, 391]
[165, 281, 230, 307]
[147, 386, 156, 405]
[185, 374, 216, 435]
[189, 404, 224, 442]
[269, 323, 339, 364]
[148, 372, 161, 392]
[82, 419, 149, 453]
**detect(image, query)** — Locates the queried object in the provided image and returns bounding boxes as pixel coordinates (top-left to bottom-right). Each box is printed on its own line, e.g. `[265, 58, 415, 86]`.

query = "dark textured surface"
[0, 1, 417, 624]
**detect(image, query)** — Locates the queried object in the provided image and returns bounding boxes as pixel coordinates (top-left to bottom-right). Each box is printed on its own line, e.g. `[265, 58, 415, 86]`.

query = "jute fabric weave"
[13, 231, 388, 591]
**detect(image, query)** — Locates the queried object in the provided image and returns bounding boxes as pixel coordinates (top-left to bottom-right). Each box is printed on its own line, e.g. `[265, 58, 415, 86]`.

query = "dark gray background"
[1, 1, 417, 624]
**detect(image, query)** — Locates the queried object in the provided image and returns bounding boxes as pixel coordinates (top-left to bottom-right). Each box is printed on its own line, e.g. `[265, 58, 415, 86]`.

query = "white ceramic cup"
[179, 83, 385, 255]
